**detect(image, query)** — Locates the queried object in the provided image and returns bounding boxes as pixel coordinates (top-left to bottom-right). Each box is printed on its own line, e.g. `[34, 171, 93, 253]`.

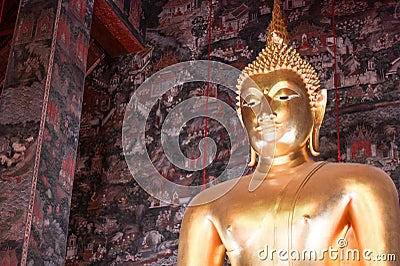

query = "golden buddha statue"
[177, 0, 400, 265]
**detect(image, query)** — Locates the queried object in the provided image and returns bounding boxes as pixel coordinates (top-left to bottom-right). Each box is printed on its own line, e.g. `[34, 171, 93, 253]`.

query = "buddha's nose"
[257, 113, 277, 124]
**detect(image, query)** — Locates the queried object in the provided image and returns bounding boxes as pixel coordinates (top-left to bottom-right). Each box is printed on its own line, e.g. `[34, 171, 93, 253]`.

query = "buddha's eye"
[276, 95, 299, 101]
[278, 95, 290, 100]
[242, 99, 260, 107]
[274, 88, 299, 102]
[242, 92, 262, 107]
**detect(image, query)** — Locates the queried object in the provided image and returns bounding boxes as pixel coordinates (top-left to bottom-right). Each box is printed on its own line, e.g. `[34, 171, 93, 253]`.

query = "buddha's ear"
[314, 89, 327, 126]
[248, 147, 257, 167]
[309, 89, 327, 156]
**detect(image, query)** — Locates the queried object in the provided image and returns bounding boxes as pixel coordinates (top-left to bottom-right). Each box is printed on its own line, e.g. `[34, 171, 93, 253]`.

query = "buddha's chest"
[216, 175, 351, 257]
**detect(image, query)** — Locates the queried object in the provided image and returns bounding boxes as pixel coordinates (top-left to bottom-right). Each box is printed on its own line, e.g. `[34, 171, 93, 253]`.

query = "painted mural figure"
[177, 1, 400, 265]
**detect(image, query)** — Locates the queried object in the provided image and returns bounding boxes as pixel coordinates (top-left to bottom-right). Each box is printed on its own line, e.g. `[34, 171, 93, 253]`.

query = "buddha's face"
[240, 71, 313, 158]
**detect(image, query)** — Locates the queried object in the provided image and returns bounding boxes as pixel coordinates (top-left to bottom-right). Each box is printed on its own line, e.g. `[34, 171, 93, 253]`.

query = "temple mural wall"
[0, 0, 94, 264]
[65, 0, 400, 265]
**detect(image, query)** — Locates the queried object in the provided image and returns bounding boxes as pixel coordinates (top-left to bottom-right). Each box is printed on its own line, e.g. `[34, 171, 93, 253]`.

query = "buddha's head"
[236, 0, 327, 164]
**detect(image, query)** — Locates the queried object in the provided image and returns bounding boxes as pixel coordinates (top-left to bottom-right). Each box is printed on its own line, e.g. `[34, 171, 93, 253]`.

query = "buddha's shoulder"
[317, 162, 393, 186]
[187, 178, 240, 207]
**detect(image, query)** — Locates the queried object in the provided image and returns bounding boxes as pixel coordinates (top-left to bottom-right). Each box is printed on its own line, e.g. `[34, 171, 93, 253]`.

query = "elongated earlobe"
[309, 123, 321, 156]
[248, 147, 257, 167]
[309, 89, 327, 157]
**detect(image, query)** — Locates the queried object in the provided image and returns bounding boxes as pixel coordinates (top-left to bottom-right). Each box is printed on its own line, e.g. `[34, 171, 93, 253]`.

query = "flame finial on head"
[267, 0, 289, 44]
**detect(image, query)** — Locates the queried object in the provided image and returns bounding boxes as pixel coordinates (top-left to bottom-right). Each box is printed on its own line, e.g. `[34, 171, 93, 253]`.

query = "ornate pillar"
[0, 0, 93, 264]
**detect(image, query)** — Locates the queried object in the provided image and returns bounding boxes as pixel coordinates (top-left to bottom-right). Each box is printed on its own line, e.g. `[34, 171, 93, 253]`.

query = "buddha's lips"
[255, 123, 282, 133]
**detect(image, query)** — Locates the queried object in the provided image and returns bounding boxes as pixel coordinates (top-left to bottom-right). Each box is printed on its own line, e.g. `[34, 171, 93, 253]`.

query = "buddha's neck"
[257, 146, 312, 174]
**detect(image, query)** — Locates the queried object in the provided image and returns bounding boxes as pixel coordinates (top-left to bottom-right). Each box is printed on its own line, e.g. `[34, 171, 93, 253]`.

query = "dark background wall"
[65, 0, 400, 264]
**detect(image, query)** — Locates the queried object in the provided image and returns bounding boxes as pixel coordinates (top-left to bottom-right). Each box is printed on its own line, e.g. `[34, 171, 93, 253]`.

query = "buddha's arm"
[177, 205, 226, 266]
[349, 166, 400, 265]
